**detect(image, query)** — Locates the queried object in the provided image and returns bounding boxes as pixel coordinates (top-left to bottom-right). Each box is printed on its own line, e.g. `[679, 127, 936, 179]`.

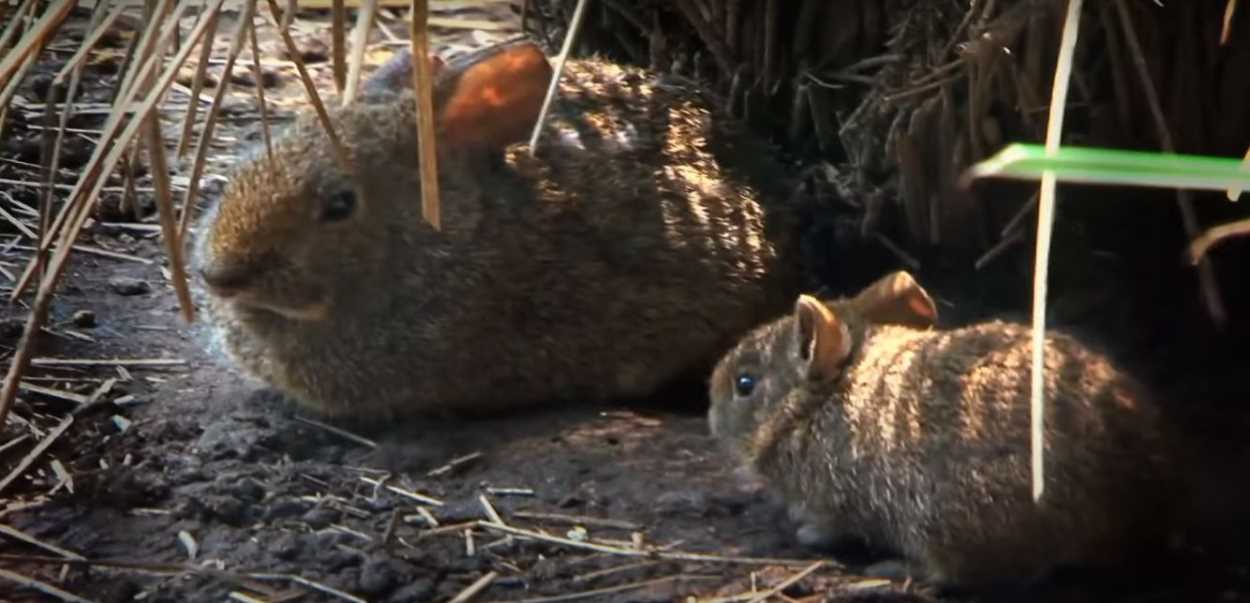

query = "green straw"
[965, 143, 1250, 197]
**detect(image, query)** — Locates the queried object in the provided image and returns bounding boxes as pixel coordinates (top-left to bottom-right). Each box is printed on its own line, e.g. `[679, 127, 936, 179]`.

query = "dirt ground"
[3, 4, 1250, 603]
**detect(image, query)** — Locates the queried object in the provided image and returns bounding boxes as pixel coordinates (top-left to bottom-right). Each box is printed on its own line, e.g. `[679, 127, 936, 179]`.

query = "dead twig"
[0, 416, 73, 496]
[447, 571, 498, 603]
[0, 523, 86, 560]
[292, 415, 378, 449]
[512, 511, 641, 531]
[477, 521, 835, 567]
[0, 567, 92, 603]
[427, 451, 483, 477]
[360, 476, 444, 506]
[744, 561, 824, 603]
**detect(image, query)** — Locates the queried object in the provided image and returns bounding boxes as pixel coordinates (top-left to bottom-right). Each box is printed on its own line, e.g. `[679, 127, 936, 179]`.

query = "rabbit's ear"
[849, 271, 938, 329]
[434, 41, 553, 154]
[359, 49, 446, 101]
[794, 295, 852, 382]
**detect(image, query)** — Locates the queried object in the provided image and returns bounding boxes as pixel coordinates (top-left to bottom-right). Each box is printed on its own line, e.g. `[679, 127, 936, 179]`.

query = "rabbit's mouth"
[204, 282, 330, 321]
[227, 294, 331, 322]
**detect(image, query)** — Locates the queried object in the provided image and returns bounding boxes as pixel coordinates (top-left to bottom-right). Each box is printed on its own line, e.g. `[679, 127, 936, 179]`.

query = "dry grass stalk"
[1027, 0, 1083, 503]
[1228, 144, 1250, 201]
[115, 0, 173, 108]
[13, 242, 156, 264]
[42, 1, 122, 266]
[0, 0, 74, 92]
[247, 573, 367, 603]
[0, 0, 38, 60]
[265, 0, 351, 171]
[15, 381, 89, 404]
[0, 416, 73, 496]
[0, 567, 91, 603]
[342, 0, 380, 104]
[447, 570, 498, 603]
[30, 357, 186, 368]
[247, 13, 274, 160]
[427, 450, 483, 476]
[0, 0, 226, 431]
[0, 524, 86, 561]
[526, 0, 590, 155]
[292, 415, 378, 448]
[136, 0, 196, 322]
[143, 106, 196, 322]
[360, 476, 445, 506]
[176, 0, 260, 241]
[332, 0, 347, 91]
[512, 511, 641, 531]
[0, 44, 39, 121]
[1222, 0, 1239, 46]
[1113, 0, 1228, 328]
[743, 561, 823, 603]
[504, 574, 713, 603]
[175, 7, 220, 158]
[1188, 218, 1250, 264]
[478, 494, 505, 525]
[14, 0, 195, 295]
[410, 0, 442, 228]
[477, 521, 833, 568]
[570, 560, 663, 584]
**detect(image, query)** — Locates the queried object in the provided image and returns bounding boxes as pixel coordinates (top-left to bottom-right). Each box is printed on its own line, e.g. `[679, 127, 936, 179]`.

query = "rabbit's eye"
[734, 373, 756, 397]
[321, 190, 357, 222]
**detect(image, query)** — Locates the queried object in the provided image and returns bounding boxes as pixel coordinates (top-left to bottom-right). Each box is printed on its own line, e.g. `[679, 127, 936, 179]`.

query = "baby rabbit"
[707, 271, 1180, 588]
[193, 40, 804, 419]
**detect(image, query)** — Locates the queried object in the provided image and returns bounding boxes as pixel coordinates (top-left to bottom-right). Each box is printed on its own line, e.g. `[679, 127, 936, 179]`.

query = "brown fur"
[193, 42, 804, 419]
[708, 271, 1180, 588]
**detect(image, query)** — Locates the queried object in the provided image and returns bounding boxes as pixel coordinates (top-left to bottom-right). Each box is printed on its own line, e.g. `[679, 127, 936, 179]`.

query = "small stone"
[357, 558, 401, 596]
[389, 578, 435, 603]
[108, 276, 151, 296]
[228, 67, 281, 88]
[219, 95, 256, 115]
[28, 73, 67, 102]
[176, 64, 218, 88]
[655, 489, 709, 517]
[280, 36, 329, 63]
[264, 498, 310, 521]
[203, 495, 246, 524]
[302, 506, 340, 529]
[271, 533, 303, 561]
[231, 477, 265, 503]
[71, 310, 97, 328]
[0, 318, 24, 340]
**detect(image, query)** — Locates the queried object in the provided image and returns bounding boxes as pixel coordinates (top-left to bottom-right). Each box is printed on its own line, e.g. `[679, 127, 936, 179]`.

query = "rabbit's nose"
[199, 263, 252, 294]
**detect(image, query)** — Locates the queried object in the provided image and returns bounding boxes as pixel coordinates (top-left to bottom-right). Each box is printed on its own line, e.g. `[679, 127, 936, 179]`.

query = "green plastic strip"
[966, 143, 1250, 195]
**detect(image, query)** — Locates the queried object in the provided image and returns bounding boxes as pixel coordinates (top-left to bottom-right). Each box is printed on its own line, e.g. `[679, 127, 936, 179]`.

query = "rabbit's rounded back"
[709, 271, 1178, 587]
[195, 41, 805, 419]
